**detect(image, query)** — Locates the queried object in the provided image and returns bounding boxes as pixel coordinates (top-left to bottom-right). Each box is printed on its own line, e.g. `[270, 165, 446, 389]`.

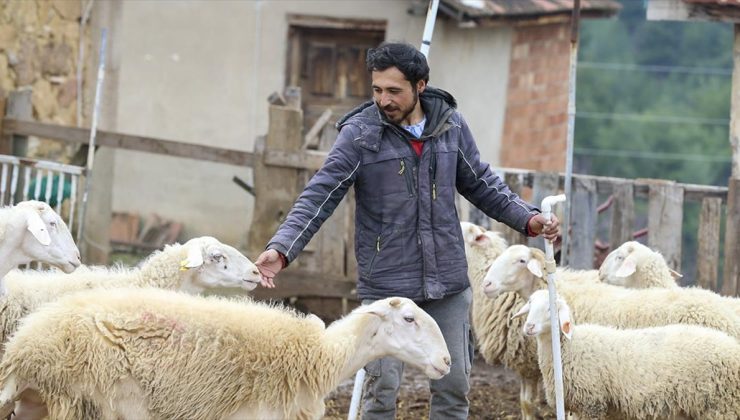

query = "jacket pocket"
[398, 158, 415, 197]
[364, 234, 382, 278]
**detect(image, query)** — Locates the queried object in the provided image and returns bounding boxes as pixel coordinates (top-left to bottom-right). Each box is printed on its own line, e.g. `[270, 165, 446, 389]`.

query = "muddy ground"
[324, 355, 553, 419]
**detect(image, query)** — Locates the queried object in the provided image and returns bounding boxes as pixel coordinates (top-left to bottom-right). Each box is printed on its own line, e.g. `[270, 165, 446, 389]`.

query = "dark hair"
[366, 42, 430, 85]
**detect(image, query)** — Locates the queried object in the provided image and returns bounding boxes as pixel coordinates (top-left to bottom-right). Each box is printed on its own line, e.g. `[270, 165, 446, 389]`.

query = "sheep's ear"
[181, 242, 205, 269]
[511, 302, 530, 320]
[669, 268, 683, 279]
[388, 298, 401, 308]
[614, 255, 637, 277]
[526, 259, 543, 278]
[558, 301, 573, 340]
[26, 210, 51, 246]
[474, 233, 489, 245]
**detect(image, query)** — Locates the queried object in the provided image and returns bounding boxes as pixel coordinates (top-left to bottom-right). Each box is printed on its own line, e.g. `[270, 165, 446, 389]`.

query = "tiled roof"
[440, 0, 621, 21]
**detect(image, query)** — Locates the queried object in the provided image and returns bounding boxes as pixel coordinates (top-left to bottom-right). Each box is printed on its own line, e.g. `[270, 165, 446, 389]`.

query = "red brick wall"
[500, 23, 571, 171]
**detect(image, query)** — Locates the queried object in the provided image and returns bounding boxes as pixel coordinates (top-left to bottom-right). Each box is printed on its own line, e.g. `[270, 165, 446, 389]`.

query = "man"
[255, 42, 559, 419]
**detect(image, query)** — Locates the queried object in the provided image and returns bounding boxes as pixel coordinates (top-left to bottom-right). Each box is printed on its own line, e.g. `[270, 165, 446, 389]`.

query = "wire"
[578, 61, 732, 76]
[576, 111, 729, 126]
[574, 147, 731, 163]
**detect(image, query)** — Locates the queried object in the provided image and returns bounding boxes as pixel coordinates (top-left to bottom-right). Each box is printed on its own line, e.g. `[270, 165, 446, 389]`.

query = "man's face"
[371, 67, 425, 125]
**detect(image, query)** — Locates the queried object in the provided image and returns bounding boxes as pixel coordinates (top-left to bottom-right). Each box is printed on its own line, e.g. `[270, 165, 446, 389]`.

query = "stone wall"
[1, 0, 91, 162]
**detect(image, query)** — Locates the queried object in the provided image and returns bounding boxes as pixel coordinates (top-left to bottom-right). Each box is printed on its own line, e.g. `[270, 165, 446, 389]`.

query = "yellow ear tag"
[179, 259, 190, 271]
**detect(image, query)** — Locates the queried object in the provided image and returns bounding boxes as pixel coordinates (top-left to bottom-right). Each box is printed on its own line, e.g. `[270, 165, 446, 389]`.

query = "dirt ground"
[324, 356, 551, 420]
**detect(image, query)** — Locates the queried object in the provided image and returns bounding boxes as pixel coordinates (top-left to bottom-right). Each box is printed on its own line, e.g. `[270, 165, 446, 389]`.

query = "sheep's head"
[179, 236, 261, 292]
[460, 221, 508, 263]
[598, 241, 681, 287]
[512, 289, 572, 340]
[356, 297, 451, 380]
[482, 244, 545, 299]
[14, 201, 80, 273]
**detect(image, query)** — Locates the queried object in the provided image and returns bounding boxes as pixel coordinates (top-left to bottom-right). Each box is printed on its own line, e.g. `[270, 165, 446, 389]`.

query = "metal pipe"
[542, 194, 567, 420]
[77, 28, 107, 253]
[420, 0, 440, 58]
[560, 0, 581, 267]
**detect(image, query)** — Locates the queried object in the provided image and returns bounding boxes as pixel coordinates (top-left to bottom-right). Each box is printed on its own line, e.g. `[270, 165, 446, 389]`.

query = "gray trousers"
[361, 287, 474, 420]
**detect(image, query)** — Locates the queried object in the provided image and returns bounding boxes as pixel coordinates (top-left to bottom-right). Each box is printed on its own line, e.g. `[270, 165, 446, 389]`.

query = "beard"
[377, 88, 418, 125]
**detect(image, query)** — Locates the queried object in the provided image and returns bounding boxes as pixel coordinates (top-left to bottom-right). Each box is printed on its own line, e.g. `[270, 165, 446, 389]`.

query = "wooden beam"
[502, 172, 528, 246]
[722, 177, 740, 297]
[647, 182, 684, 271]
[263, 149, 327, 171]
[303, 108, 333, 150]
[250, 270, 356, 300]
[697, 197, 722, 291]
[2, 118, 255, 167]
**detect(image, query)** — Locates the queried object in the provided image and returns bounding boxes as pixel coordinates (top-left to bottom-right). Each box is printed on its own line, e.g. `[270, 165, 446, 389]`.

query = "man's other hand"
[255, 249, 283, 288]
[528, 214, 560, 242]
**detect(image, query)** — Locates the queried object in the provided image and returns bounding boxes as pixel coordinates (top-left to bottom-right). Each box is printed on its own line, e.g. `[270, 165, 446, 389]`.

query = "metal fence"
[0, 154, 84, 241]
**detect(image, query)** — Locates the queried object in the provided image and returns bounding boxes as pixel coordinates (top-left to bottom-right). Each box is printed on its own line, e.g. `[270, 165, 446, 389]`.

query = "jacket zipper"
[399, 159, 415, 197]
[366, 234, 381, 278]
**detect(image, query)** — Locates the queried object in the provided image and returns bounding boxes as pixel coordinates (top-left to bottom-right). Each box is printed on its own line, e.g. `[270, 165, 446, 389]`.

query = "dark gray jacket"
[267, 87, 538, 301]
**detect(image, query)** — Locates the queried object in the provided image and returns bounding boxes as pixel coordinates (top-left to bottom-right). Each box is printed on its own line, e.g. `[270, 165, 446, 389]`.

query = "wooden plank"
[5, 90, 32, 157]
[2, 118, 255, 167]
[570, 178, 597, 269]
[722, 178, 740, 297]
[697, 197, 722, 291]
[647, 182, 684, 271]
[529, 172, 559, 249]
[609, 181, 635, 251]
[732, 24, 740, 179]
[303, 108, 333, 149]
[250, 270, 356, 300]
[263, 149, 327, 171]
[287, 14, 387, 31]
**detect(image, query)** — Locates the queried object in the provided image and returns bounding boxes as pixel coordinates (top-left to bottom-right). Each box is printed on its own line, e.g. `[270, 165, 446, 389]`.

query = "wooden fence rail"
[2, 104, 738, 299]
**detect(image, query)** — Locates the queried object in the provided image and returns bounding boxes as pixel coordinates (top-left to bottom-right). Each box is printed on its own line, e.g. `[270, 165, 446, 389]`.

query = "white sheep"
[598, 241, 681, 289]
[600, 241, 740, 317]
[462, 222, 543, 419]
[1, 235, 261, 419]
[0, 235, 261, 346]
[514, 289, 740, 419]
[0, 288, 451, 420]
[483, 244, 740, 340]
[0, 201, 80, 284]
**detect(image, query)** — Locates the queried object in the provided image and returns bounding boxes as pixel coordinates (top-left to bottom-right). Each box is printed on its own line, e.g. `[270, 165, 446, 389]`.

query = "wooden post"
[731, 24, 740, 179]
[0, 95, 7, 155]
[609, 181, 634, 251]
[500, 172, 528, 245]
[570, 178, 597, 269]
[247, 91, 304, 260]
[697, 197, 722, 291]
[529, 172, 559, 249]
[647, 182, 684, 271]
[722, 178, 740, 297]
[5, 89, 33, 157]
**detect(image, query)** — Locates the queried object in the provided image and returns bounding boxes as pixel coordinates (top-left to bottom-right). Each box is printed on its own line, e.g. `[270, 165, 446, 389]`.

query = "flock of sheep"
[463, 221, 739, 420]
[0, 200, 737, 419]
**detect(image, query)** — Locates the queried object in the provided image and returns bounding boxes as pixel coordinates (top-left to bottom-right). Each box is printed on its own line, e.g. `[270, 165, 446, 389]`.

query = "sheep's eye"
[403, 316, 415, 323]
[211, 253, 224, 262]
[519, 259, 526, 264]
[49, 221, 57, 228]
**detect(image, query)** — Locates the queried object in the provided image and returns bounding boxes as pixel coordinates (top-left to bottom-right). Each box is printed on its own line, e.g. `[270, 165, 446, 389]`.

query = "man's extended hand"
[255, 249, 283, 288]
[528, 214, 560, 242]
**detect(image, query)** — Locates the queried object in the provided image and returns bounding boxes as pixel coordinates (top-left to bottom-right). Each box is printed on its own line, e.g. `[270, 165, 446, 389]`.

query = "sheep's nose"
[252, 269, 260, 276]
[482, 281, 491, 289]
[69, 259, 81, 268]
[443, 356, 451, 367]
